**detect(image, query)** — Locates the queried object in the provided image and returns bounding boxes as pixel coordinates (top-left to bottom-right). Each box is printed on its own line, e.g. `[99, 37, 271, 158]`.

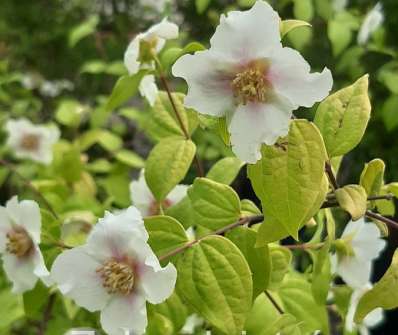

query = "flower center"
[231, 65, 269, 105]
[6, 228, 33, 258]
[97, 260, 135, 295]
[149, 198, 173, 216]
[20, 134, 40, 151]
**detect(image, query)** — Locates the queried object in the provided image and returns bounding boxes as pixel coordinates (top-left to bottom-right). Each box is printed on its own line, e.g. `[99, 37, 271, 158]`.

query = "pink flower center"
[20, 133, 40, 151]
[148, 198, 173, 216]
[97, 259, 136, 295]
[6, 227, 33, 258]
[231, 62, 270, 105]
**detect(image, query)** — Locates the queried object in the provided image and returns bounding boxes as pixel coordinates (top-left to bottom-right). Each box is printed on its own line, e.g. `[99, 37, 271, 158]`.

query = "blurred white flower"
[345, 283, 384, 335]
[64, 328, 96, 335]
[51, 207, 177, 335]
[172, 1, 332, 163]
[39, 79, 74, 97]
[6, 118, 60, 165]
[124, 18, 178, 105]
[130, 169, 188, 216]
[0, 196, 50, 293]
[357, 2, 384, 45]
[334, 219, 386, 289]
[140, 0, 169, 12]
[181, 314, 204, 334]
[139, 74, 159, 106]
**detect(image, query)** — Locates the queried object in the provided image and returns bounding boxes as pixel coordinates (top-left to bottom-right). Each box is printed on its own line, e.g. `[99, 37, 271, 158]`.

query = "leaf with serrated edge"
[177, 236, 252, 335]
[314, 75, 371, 157]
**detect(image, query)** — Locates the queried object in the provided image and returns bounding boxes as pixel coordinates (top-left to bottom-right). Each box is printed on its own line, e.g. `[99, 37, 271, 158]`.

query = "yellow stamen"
[97, 260, 135, 295]
[6, 228, 33, 258]
[231, 65, 269, 105]
[20, 134, 40, 151]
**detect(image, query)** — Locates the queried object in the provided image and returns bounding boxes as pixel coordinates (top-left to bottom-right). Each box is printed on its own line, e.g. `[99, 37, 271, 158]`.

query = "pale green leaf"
[311, 240, 332, 305]
[268, 245, 292, 290]
[359, 159, 385, 197]
[293, 0, 314, 21]
[115, 149, 145, 168]
[314, 75, 371, 157]
[68, 15, 99, 48]
[55, 99, 87, 128]
[177, 236, 253, 335]
[188, 177, 241, 230]
[0, 289, 24, 331]
[145, 137, 196, 201]
[196, 0, 211, 14]
[280, 20, 311, 38]
[206, 157, 244, 185]
[335, 184, 367, 220]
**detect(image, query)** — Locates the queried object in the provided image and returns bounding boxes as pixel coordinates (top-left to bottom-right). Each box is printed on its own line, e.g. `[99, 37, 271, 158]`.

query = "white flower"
[124, 18, 178, 106]
[334, 219, 386, 289]
[0, 196, 50, 293]
[139, 74, 159, 107]
[124, 18, 178, 75]
[172, 1, 332, 163]
[51, 207, 177, 335]
[6, 118, 60, 165]
[345, 283, 384, 335]
[130, 169, 188, 217]
[357, 3, 384, 45]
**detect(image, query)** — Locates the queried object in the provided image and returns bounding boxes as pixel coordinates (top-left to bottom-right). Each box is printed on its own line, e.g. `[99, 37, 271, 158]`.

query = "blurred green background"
[1, 0, 397, 333]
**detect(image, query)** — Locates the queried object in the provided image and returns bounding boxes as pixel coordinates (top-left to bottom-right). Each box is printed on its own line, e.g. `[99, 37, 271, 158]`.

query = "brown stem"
[154, 56, 204, 177]
[0, 159, 59, 220]
[325, 161, 339, 190]
[321, 193, 394, 209]
[365, 210, 398, 230]
[38, 294, 56, 335]
[158, 215, 263, 261]
[284, 242, 324, 250]
[265, 290, 284, 314]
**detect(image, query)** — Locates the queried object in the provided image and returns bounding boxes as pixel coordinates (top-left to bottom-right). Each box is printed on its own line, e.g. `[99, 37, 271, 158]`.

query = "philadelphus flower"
[334, 219, 386, 289]
[0, 196, 50, 293]
[130, 170, 188, 216]
[6, 118, 60, 165]
[51, 206, 177, 335]
[124, 18, 179, 106]
[345, 284, 384, 335]
[357, 3, 384, 45]
[172, 1, 333, 163]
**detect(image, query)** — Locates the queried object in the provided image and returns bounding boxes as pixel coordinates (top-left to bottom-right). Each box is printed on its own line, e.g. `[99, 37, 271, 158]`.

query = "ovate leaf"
[68, 15, 99, 47]
[280, 20, 311, 38]
[206, 157, 244, 185]
[335, 184, 367, 220]
[248, 119, 327, 243]
[314, 75, 371, 157]
[177, 236, 252, 335]
[188, 178, 241, 230]
[145, 137, 196, 201]
[355, 249, 398, 323]
[268, 245, 292, 290]
[360, 159, 385, 197]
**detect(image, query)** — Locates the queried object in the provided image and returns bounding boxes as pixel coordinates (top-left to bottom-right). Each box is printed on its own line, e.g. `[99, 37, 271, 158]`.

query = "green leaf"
[0, 289, 24, 331]
[165, 196, 195, 229]
[115, 149, 145, 168]
[268, 246, 292, 290]
[311, 240, 332, 305]
[77, 129, 122, 152]
[145, 137, 196, 201]
[145, 91, 198, 140]
[145, 215, 188, 258]
[280, 20, 311, 38]
[177, 236, 252, 335]
[226, 227, 271, 298]
[314, 75, 371, 157]
[327, 12, 358, 56]
[377, 61, 398, 94]
[52, 142, 83, 183]
[105, 71, 147, 112]
[241, 199, 262, 217]
[335, 184, 367, 220]
[195, 0, 211, 14]
[293, 0, 314, 21]
[161, 42, 206, 69]
[381, 95, 398, 132]
[279, 272, 329, 334]
[55, 99, 87, 128]
[206, 157, 244, 185]
[68, 15, 99, 48]
[23, 282, 49, 319]
[248, 120, 327, 243]
[360, 159, 385, 197]
[355, 249, 398, 323]
[188, 177, 241, 230]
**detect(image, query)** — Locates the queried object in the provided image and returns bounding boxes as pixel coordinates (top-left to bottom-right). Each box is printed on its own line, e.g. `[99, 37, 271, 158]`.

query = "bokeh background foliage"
[1, 0, 398, 334]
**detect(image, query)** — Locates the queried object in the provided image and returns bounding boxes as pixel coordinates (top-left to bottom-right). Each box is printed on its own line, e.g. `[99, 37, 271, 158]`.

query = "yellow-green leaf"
[335, 184, 367, 220]
[280, 19, 311, 38]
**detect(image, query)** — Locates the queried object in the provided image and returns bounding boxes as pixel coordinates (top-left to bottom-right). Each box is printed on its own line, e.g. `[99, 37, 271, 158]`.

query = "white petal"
[167, 184, 188, 205]
[336, 256, 372, 289]
[352, 223, 386, 261]
[32, 246, 51, 286]
[100, 295, 147, 335]
[2, 253, 38, 293]
[51, 246, 110, 311]
[358, 3, 384, 45]
[124, 38, 141, 75]
[210, 1, 281, 61]
[145, 18, 179, 41]
[139, 75, 159, 106]
[130, 171, 153, 217]
[0, 206, 11, 253]
[342, 219, 364, 238]
[139, 253, 177, 304]
[86, 207, 148, 262]
[269, 47, 333, 108]
[228, 99, 293, 163]
[363, 307, 383, 328]
[172, 50, 235, 117]
[6, 197, 41, 244]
